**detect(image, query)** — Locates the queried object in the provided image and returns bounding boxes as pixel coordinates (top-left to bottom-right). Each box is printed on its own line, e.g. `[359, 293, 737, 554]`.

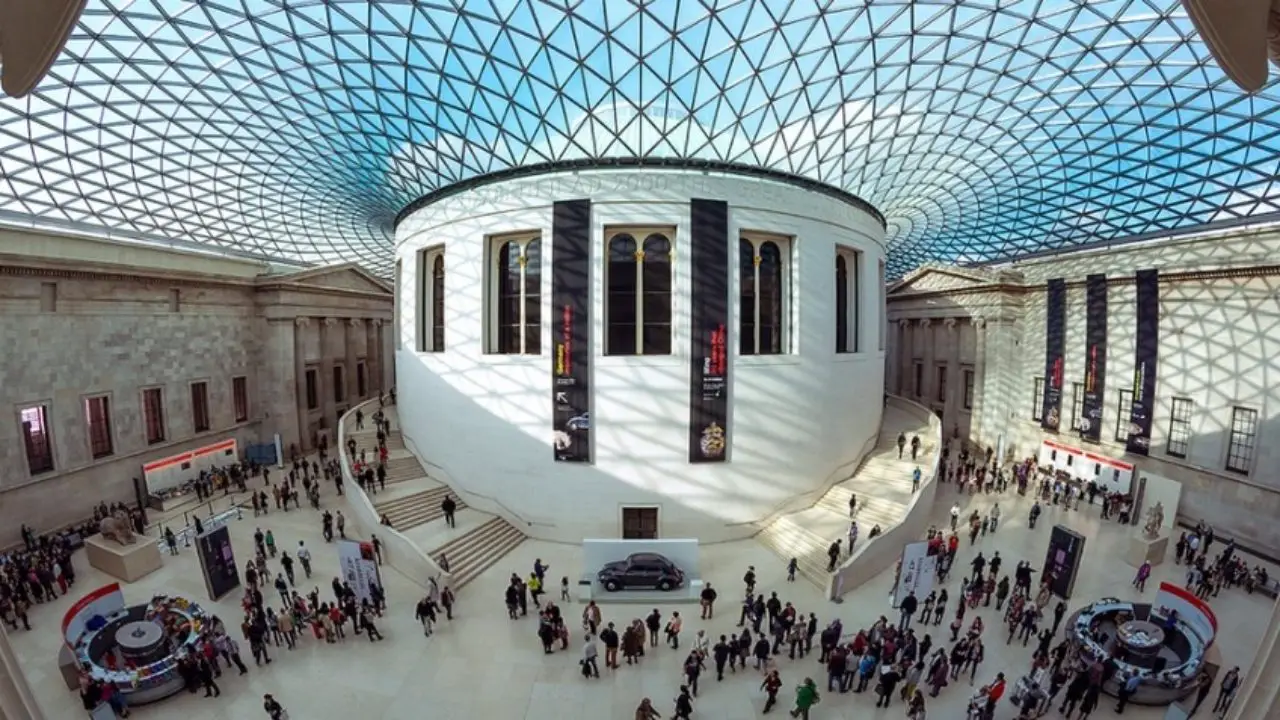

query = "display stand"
[581, 578, 705, 605]
[1126, 532, 1170, 569]
[84, 535, 162, 582]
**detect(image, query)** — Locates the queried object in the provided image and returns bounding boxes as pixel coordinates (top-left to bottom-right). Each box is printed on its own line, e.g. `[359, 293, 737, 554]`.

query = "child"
[560, 576, 571, 602]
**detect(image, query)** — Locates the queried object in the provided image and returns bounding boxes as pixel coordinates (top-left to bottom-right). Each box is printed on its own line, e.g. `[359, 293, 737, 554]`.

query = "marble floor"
[11, 479, 1275, 720]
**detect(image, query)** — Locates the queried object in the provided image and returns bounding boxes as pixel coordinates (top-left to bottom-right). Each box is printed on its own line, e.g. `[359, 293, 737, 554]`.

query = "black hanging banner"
[688, 198, 730, 463]
[1080, 274, 1108, 442]
[1126, 269, 1160, 455]
[550, 199, 592, 463]
[1041, 278, 1067, 431]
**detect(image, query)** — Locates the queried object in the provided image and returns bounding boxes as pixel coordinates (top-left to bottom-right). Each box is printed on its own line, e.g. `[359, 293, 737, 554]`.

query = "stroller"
[966, 685, 993, 720]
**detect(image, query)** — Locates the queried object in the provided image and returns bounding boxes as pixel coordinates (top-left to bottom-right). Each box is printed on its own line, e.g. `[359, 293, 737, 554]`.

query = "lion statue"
[100, 509, 137, 545]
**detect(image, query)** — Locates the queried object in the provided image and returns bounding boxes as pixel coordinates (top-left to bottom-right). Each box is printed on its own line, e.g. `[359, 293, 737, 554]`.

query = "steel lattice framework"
[2, 0, 1280, 277]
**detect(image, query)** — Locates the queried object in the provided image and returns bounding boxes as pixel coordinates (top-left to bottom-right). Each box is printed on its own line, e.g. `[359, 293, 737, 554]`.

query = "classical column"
[0, 625, 44, 719]
[969, 316, 989, 444]
[344, 318, 360, 404]
[898, 319, 912, 396]
[319, 318, 338, 431]
[942, 318, 959, 435]
[366, 318, 381, 396]
[919, 319, 935, 404]
[1225, 596, 1280, 719]
[377, 319, 389, 391]
[293, 317, 310, 454]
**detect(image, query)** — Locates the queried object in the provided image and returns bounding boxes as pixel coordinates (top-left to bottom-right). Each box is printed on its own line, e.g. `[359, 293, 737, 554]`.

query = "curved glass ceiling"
[3, 0, 1280, 277]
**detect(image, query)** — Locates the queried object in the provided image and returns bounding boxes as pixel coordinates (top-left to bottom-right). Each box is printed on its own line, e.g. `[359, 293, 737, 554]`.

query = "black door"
[622, 508, 658, 539]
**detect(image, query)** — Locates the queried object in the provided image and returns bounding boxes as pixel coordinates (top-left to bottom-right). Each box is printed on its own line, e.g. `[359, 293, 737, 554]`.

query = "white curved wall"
[395, 168, 886, 542]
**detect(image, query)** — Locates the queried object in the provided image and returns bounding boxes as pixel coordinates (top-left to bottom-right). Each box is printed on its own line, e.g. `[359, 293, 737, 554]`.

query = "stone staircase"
[375, 485, 468, 531]
[342, 404, 528, 594]
[432, 516, 527, 591]
[756, 404, 934, 587]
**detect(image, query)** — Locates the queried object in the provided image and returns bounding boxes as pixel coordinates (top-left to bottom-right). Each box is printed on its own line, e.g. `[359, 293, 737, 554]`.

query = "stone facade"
[0, 229, 393, 543]
[886, 226, 1280, 557]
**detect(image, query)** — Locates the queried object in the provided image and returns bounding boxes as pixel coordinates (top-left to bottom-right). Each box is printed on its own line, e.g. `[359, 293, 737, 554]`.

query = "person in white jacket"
[581, 635, 600, 678]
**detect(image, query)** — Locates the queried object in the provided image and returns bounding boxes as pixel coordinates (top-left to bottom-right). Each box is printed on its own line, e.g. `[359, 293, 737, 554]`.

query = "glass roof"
[3, 0, 1280, 277]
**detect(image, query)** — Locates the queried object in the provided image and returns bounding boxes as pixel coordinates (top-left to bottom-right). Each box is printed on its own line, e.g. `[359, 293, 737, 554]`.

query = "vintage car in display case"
[597, 552, 685, 591]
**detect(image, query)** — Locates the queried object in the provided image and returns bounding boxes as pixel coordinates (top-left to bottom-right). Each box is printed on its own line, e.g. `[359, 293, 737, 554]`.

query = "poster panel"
[196, 525, 241, 601]
[892, 541, 937, 608]
[62, 583, 125, 647]
[550, 199, 592, 463]
[1153, 581, 1218, 645]
[1080, 274, 1107, 441]
[1126, 269, 1160, 455]
[1042, 524, 1086, 599]
[337, 539, 382, 603]
[1041, 278, 1067, 431]
[688, 198, 730, 462]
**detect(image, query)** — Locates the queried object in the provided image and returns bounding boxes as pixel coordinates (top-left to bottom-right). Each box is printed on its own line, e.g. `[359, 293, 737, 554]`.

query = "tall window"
[936, 365, 947, 403]
[305, 369, 318, 410]
[19, 404, 54, 474]
[740, 234, 790, 355]
[334, 366, 346, 402]
[142, 387, 166, 444]
[1165, 397, 1193, 458]
[1032, 377, 1045, 422]
[490, 235, 542, 354]
[1115, 389, 1133, 443]
[835, 247, 861, 353]
[191, 382, 210, 432]
[913, 361, 924, 397]
[1069, 382, 1083, 432]
[1225, 406, 1259, 475]
[232, 376, 248, 423]
[417, 247, 446, 352]
[85, 395, 113, 458]
[963, 369, 975, 410]
[356, 362, 367, 398]
[605, 229, 672, 356]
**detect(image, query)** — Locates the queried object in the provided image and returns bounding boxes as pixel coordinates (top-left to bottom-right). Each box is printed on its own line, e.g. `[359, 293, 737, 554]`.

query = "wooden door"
[622, 507, 659, 539]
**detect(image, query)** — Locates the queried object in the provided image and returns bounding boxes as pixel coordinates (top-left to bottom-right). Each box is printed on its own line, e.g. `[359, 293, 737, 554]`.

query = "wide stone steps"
[347, 429, 406, 451]
[757, 518, 835, 587]
[434, 517, 527, 591]
[375, 486, 465, 531]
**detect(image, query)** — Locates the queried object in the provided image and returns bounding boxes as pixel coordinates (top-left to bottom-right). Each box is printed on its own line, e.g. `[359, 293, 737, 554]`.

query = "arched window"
[431, 254, 445, 351]
[835, 254, 849, 353]
[489, 235, 542, 354]
[739, 234, 791, 355]
[605, 229, 674, 356]
[836, 247, 862, 353]
[416, 247, 446, 353]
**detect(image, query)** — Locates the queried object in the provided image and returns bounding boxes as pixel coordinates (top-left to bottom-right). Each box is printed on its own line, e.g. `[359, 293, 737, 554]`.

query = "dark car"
[597, 552, 684, 592]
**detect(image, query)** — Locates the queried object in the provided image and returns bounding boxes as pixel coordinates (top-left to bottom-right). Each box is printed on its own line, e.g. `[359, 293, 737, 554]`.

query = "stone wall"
[887, 226, 1280, 557]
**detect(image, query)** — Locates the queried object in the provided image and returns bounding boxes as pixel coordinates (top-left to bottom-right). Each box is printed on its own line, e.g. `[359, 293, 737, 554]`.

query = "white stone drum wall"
[395, 168, 887, 542]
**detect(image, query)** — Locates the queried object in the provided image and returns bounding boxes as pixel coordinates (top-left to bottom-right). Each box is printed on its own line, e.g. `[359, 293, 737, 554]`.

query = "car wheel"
[657, 579, 672, 591]
[604, 579, 620, 592]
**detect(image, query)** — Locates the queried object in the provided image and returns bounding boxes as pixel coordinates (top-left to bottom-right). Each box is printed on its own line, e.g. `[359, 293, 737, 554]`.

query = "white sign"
[892, 541, 937, 608]
[337, 540, 381, 603]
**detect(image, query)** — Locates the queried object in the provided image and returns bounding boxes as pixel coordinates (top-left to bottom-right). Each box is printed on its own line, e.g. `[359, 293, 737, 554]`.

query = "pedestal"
[85, 535, 163, 582]
[1126, 532, 1170, 569]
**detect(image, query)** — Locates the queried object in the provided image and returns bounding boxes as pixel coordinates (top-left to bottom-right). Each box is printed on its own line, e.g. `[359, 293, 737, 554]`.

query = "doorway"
[621, 507, 659, 539]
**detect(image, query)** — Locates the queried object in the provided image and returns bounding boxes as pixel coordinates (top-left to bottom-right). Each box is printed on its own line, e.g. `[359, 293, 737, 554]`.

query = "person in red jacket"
[986, 672, 1007, 715]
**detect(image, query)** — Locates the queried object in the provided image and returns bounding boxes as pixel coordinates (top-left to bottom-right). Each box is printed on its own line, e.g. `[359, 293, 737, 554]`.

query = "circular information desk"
[71, 595, 208, 704]
[1116, 620, 1166, 658]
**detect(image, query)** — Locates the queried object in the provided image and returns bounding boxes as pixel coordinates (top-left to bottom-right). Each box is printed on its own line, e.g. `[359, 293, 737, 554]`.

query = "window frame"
[1225, 406, 1258, 475]
[1114, 389, 1134, 443]
[1032, 377, 1045, 422]
[304, 368, 319, 411]
[356, 362, 367, 398]
[18, 403, 55, 475]
[417, 246, 447, 353]
[740, 231, 793, 356]
[142, 386, 167, 445]
[1165, 396, 1193, 459]
[835, 246, 862, 354]
[935, 364, 947, 404]
[333, 364, 345, 403]
[962, 368, 975, 410]
[487, 232, 543, 355]
[604, 226, 675, 357]
[190, 381, 211, 433]
[232, 376, 249, 423]
[913, 361, 924, 398]
[85, 394, 114, 459]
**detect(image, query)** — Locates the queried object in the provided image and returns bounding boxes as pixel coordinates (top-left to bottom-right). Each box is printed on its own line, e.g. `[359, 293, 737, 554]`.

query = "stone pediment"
[889, 266, 994, 295]
[264, 263, 390, 295]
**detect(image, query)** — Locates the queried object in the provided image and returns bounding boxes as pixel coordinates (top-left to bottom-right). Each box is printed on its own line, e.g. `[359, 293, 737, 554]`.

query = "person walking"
[634, 698, 661, 720]
[789, 677, 819, 719]
[441, 495, 457, 528]
[761, 669, 783, 713]
[826, 540, 842, 572]
[1213, 667, 1240, 714]
[897, 432, 906, 458]
[296, 541, 312, 578]
[263, 693, 287, 719]
[581, 634, 600, 678]
[1188, 671, 1212, 716]
[1133, 560, 1152, 592]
